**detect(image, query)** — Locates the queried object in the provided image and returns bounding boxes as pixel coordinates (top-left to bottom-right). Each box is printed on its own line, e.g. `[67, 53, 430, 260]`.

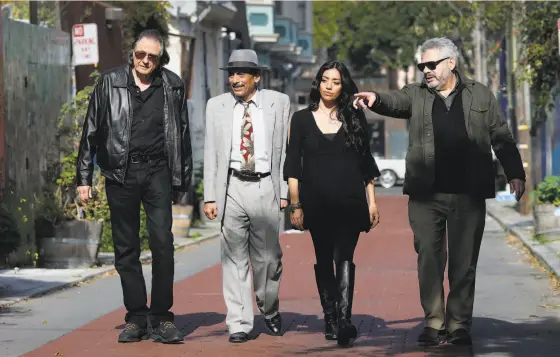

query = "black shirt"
[431, 79, 470, 194]
[283, 109, 381, 233]
[128, 69, 165, 157]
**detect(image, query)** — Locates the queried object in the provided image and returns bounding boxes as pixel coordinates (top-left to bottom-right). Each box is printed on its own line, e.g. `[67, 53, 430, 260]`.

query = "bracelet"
[289, 202, 302, 213]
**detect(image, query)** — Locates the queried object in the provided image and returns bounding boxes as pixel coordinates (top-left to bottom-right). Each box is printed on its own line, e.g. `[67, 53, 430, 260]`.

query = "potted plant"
[34, 72, 105, 268]
[532, 176, 560, 240]
[34, 154, 105, 269]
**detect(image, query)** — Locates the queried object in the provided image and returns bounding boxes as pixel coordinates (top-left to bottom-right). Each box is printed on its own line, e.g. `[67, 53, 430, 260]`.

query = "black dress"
[283, 109, 381, 233]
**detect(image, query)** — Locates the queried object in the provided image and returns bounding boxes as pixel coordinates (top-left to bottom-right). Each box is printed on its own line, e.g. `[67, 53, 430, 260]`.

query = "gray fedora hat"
[219, 49, 267, 70]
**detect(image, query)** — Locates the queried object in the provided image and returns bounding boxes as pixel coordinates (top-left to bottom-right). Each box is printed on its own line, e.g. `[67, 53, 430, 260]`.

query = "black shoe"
[118, 323, 149, 343]
[417, 327, 444, 346]
[314, 264, 338, 340]
[336, 261, 358, 347]
[264, 314, 283, 336]
[151, 321, 184, 344]
[229, 332, 249, 343]
[447, 328, 472, 345]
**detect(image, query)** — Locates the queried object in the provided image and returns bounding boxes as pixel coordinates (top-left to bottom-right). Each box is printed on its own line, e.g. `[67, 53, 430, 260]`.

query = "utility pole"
[511, 5, 533, 216]
[29, 1, 38, 25]
[481, 26, 488, 85]
[473, 6, 483, 82]
[54, 1, 62, 30]
[0, 11, 5, 198]
[505, 16, 518, 142]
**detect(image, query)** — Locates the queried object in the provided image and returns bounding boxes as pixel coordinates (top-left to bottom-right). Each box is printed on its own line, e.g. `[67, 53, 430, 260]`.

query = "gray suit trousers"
[221, 174, 283, 334]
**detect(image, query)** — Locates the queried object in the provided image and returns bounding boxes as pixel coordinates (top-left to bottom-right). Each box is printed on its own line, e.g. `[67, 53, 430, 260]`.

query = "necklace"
[319, 106, 339, 126]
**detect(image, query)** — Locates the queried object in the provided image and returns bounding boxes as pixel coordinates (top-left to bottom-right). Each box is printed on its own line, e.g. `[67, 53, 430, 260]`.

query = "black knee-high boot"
[336, 261, 357, 347]
[314, 264, 338, 340]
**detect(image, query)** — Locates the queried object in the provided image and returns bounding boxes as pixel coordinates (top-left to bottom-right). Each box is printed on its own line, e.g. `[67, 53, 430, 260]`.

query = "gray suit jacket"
[203, 89, 291, 221]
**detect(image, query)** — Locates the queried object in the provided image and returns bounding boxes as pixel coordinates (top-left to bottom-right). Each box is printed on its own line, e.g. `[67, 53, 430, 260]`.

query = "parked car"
[373, 157, 406, 188]
[372, 149, 505, 191]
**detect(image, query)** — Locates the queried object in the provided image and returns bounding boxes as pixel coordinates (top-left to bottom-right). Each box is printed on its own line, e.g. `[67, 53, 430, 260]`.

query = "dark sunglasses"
[134, 50, 159, 62]
[417, 57, 449, 72]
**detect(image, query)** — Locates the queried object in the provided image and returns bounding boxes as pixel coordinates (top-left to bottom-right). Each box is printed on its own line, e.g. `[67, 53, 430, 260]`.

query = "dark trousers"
[105, 158, 175, 327]
[309, 226, 360, 275]
[408, 193, 486, 333]
[309, 226, 360, 266]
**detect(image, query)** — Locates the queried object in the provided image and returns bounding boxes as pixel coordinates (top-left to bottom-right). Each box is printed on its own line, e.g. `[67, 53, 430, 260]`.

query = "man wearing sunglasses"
[76, 29, 192, 344]
[353, 37, 525, 346]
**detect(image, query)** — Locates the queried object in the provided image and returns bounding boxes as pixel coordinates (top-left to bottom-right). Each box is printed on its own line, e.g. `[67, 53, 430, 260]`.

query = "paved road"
[0, 239, 221, 357]
[4, 193, 560, 357]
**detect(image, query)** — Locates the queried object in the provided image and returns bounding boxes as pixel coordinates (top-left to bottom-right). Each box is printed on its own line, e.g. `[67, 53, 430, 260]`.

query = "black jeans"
[309, 226, 360, 267]
[105, 158, 175, 327]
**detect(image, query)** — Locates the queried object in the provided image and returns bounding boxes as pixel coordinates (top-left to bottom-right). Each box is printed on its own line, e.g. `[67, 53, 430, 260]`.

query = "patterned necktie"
[239, 101, 255, 172]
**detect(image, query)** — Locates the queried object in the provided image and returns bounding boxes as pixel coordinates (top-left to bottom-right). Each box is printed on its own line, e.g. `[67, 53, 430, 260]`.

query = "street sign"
[72, 23, 99, 66]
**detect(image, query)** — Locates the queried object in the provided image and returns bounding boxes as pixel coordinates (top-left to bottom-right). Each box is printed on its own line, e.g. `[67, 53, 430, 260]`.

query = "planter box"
[36, 219, 104, 269]
[172, 204, 193, 238]
[533, 204, 560, 239]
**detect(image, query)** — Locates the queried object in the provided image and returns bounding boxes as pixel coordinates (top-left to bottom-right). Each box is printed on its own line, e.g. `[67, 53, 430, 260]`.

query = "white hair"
[420, 37, 460, 61]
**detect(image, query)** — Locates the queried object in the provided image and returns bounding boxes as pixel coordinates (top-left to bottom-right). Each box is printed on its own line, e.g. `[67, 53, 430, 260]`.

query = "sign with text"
[72, 23, 99, 66]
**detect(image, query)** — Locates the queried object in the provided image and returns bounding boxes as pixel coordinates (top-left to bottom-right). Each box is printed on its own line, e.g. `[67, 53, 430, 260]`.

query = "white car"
[374, 157, 406, 188]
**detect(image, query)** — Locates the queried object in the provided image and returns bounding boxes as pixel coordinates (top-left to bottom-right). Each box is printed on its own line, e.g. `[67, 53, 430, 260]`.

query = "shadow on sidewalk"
[113, 312, 227, 337]
[287, 315, 560, 356]
[0, 277, 72, 308]
[0, 304, 32, 324]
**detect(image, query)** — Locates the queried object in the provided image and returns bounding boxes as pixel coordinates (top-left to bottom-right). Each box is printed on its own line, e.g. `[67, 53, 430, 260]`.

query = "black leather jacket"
[76, 65, 193, 191]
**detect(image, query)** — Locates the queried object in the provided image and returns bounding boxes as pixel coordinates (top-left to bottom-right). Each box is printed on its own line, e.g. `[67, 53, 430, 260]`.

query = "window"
[298, 39, 308, 51]
[274, 25, 286, 38]
[249, 13, 268, 26]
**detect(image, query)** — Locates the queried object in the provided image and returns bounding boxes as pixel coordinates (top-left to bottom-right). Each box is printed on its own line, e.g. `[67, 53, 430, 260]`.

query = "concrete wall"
[2, 17, 71, 264]
[276, 0, 312, 33]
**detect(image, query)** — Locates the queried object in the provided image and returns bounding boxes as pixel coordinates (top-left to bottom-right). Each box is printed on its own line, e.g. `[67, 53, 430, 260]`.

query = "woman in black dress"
[283, 61, 381, 347]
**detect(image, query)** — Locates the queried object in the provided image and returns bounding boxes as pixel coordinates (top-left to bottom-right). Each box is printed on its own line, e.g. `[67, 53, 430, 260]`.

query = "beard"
[426, 71, 451, 90]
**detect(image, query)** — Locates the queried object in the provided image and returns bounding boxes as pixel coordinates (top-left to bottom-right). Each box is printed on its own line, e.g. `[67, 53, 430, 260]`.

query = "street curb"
[487, 207, 560, 281]
[0, 231, 220, 308]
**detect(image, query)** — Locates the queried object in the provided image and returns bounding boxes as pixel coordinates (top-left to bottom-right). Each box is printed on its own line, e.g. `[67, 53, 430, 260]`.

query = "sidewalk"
[21, 196, 466, 357]
[0, 223, 220, 307]
[17, 196, 560, 357]
[486, 198, 560, 280]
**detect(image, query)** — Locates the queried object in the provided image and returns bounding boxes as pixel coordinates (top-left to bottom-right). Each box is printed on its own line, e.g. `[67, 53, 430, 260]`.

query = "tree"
[519, 1, 560, 122]
[113, 1, 172, 52]
[312, 1, 348, 59]
[3, 0, 57, 27]
[321, 1, 478, 76]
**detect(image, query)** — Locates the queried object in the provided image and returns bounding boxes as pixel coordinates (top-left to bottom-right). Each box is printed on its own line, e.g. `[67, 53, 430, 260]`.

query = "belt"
[129, 152, 166, 164]
[230, 169, 270, 182]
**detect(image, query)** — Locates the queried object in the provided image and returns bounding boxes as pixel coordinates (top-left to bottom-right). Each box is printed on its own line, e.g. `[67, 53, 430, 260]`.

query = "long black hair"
[308, 61, 369, 155]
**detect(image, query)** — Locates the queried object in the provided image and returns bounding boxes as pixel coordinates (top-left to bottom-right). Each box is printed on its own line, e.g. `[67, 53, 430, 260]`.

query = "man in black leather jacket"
[76, 29, 192, 344]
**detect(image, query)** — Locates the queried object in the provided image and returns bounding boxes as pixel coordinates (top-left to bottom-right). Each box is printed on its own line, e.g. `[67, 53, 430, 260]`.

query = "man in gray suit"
[203, 49, 290, 343]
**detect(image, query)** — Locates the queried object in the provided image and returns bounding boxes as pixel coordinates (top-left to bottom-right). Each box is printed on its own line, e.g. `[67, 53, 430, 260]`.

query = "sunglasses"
[417, 57, 449, 72]
[134, 51, 159, 62]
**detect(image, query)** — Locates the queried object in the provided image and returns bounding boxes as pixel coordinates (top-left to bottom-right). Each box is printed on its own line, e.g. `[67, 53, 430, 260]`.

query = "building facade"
[245, 0, 315, 108]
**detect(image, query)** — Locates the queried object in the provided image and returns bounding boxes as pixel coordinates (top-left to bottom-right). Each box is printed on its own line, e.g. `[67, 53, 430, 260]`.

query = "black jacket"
[76, 65, 193, 191]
